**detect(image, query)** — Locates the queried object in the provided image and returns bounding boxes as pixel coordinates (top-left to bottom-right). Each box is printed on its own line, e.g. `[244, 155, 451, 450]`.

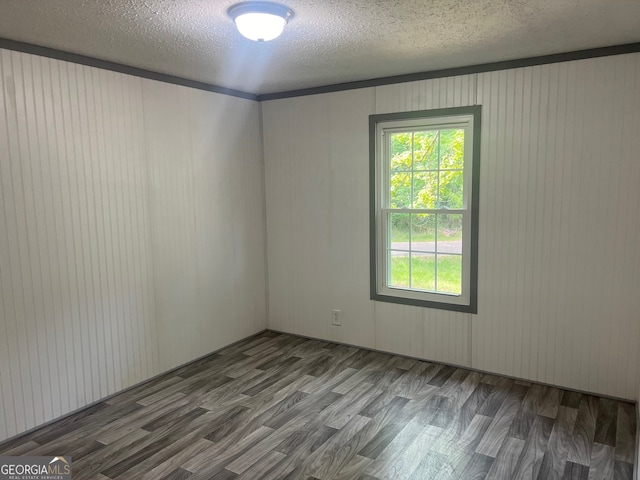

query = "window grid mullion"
[434, 131, 441, 292]
[436, 130, 441, 209]
[392, 168, 463, 173]
[382, 208, 466, 214]
[434, 214, 438, 292]
[409, 133, 414, 288]
[410, 132, 415, 210]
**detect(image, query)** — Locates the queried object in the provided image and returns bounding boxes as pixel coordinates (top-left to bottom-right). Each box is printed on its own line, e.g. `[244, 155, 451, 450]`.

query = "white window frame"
[369, 106, 481, 313]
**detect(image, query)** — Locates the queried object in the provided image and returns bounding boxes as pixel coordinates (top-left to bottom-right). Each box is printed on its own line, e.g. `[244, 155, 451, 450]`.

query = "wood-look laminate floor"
[0, 331, 636, 480]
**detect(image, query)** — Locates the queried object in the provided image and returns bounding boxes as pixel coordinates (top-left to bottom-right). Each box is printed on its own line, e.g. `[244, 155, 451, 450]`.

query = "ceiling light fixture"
[228, 1, 294, 42]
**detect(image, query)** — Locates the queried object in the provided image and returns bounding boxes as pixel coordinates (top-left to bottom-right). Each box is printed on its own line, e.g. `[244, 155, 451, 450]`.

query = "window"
[370, 106, 480, 313]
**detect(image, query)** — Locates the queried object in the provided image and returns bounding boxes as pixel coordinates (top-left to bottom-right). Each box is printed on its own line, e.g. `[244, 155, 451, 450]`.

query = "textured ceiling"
[0, 0, 639, 95]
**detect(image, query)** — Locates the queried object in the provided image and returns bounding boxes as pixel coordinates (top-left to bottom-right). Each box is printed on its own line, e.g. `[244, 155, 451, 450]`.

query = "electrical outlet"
[331, 309, 342, 326]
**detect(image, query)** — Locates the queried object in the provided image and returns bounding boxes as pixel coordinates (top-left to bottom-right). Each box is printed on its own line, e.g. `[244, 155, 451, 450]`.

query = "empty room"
[0, 1, 639, 479]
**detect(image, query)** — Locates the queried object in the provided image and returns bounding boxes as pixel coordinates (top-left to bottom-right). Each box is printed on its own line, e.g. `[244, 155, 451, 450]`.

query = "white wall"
[142, 80, 266, 372]
[0, 48, 267, 442]
[263, 52, 640, 401]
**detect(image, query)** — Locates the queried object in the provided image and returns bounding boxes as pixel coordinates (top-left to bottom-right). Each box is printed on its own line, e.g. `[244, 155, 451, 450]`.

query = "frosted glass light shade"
[235, 12, 286, 41]
[228, 2, 294, 42]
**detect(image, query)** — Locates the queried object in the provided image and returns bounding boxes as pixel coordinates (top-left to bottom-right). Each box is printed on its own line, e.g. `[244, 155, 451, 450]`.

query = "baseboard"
[0, 329, 267, 448]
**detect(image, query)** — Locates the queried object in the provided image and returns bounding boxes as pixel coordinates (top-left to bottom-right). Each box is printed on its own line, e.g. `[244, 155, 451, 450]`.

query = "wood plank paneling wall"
[262, 52, 640, 401]
[0, 49, 267, 442]
[142, 81, 266, 372]
[474, 56, 640, 401]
